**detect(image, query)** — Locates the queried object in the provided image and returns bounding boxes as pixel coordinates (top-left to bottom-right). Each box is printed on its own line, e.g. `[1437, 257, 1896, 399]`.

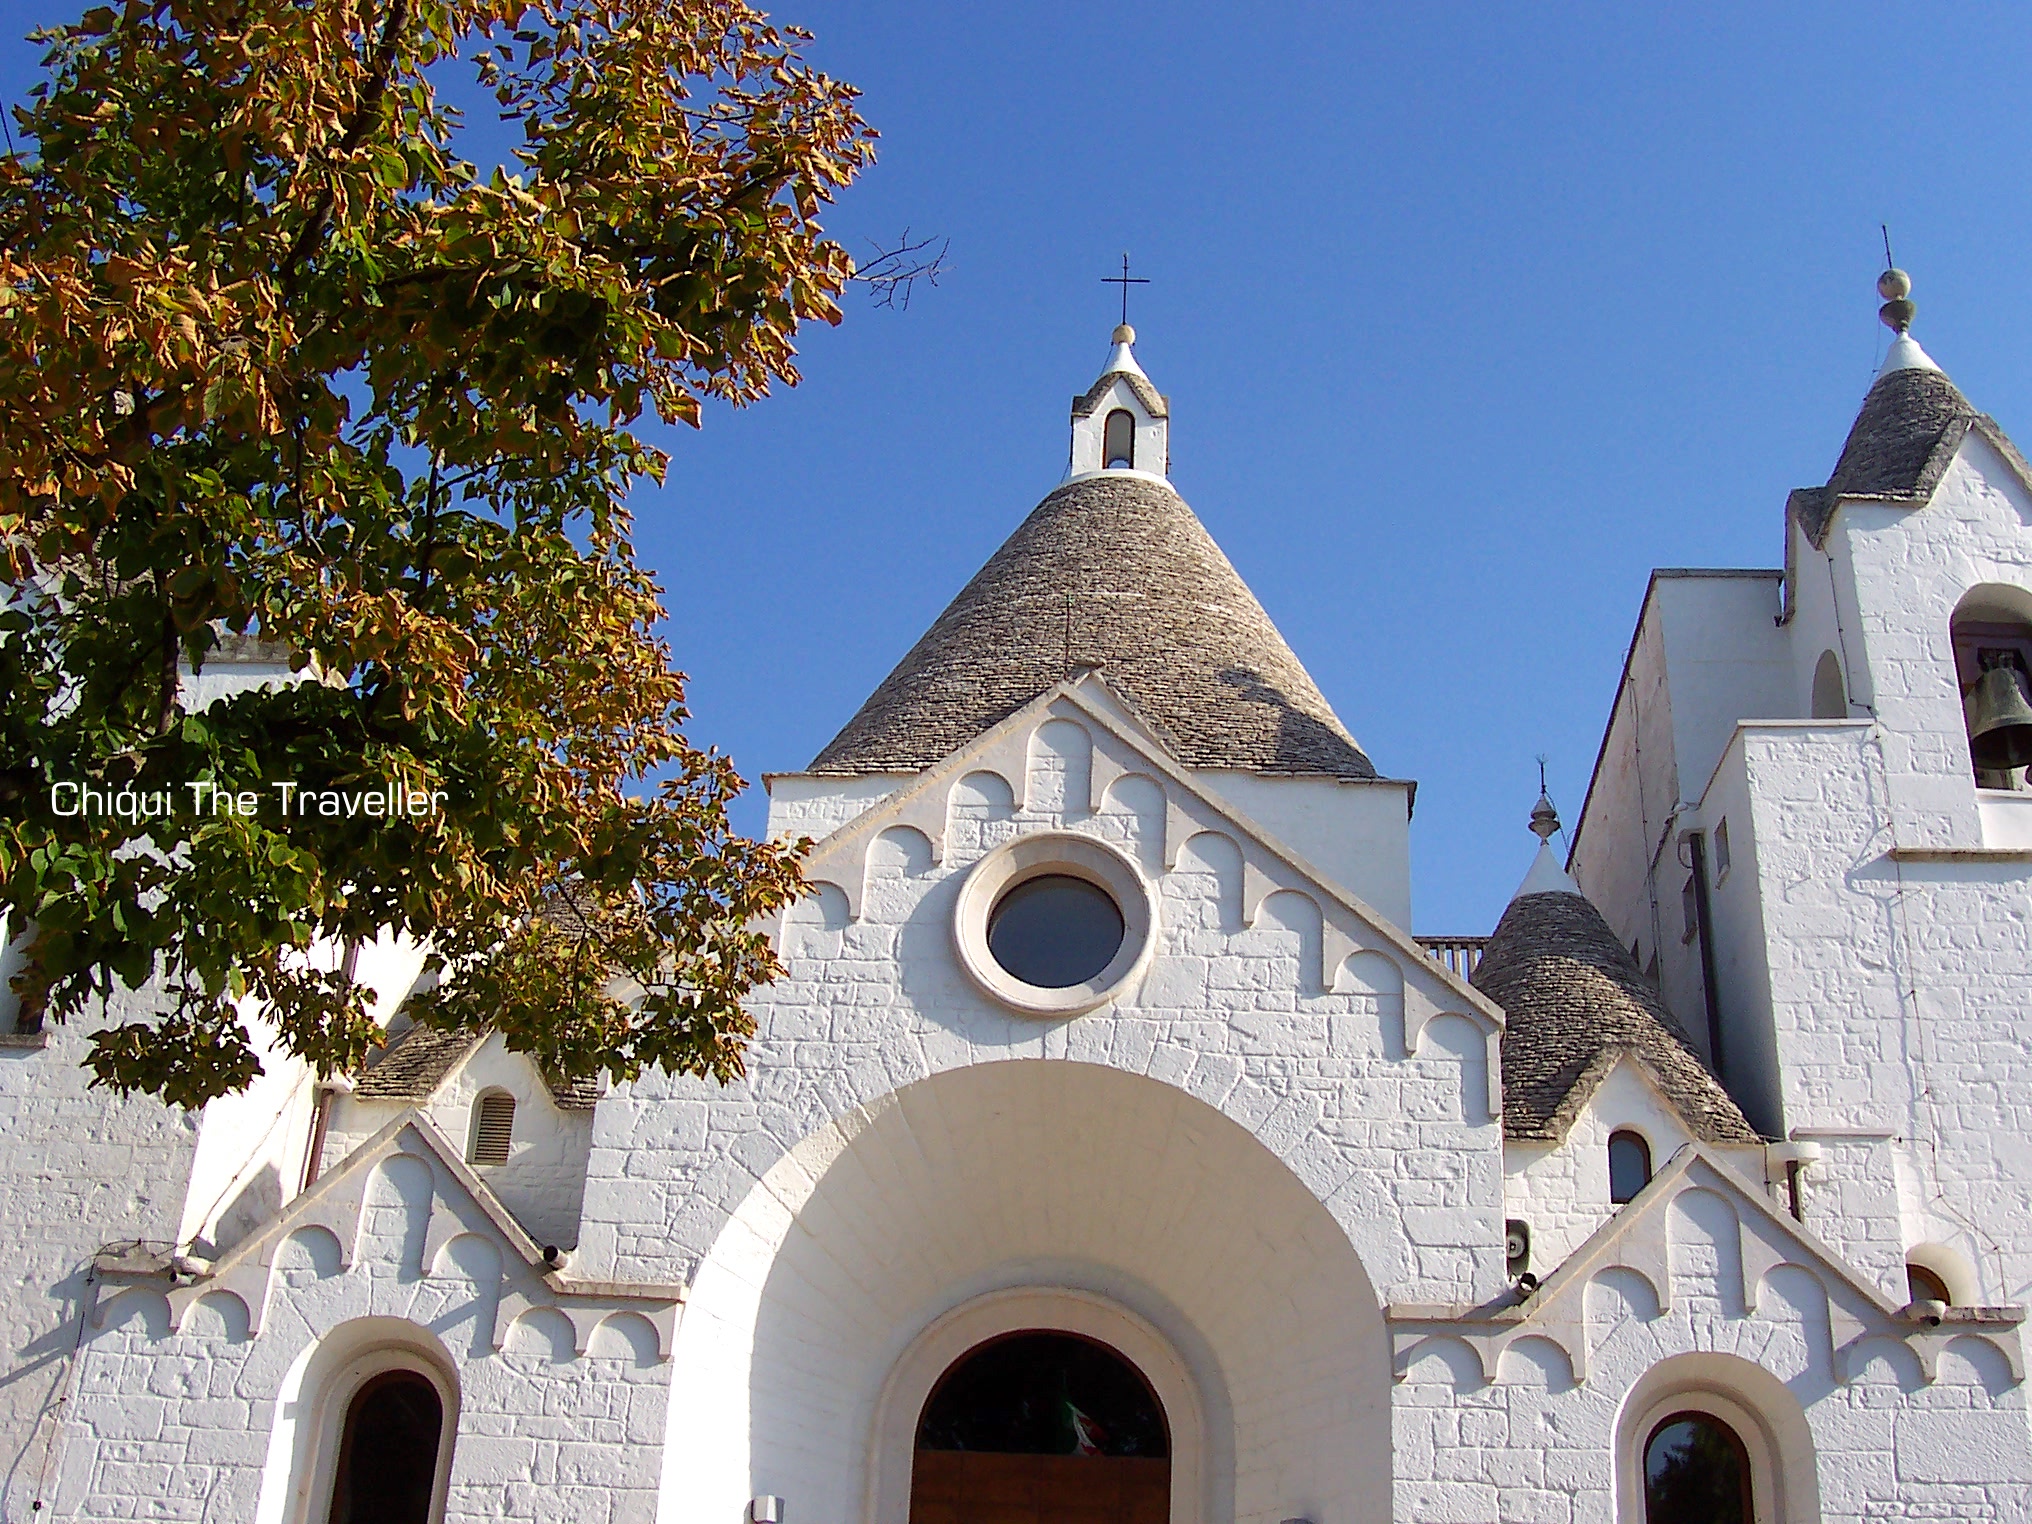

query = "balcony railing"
[1415, 935, 1490, 980]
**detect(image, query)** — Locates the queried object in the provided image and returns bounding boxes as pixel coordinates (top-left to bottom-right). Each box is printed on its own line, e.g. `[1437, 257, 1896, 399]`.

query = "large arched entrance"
[910, 1331, 1169, 1524]
[662, 1060, 1395, 1522]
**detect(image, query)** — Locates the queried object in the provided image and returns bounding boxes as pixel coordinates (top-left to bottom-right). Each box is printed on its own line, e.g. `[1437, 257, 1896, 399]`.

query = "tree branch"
[279, 0, 412, 296]
[850, 229, 948, 312]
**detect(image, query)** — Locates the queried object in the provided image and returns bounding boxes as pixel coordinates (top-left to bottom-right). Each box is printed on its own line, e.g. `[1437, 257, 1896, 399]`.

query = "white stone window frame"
[952, 831, 1158, 1017]
[1615, 1359, 1818, 1524]
[868, 1287, 1208, 1524]
[467, 1087, 516, 1167]
[263, 1320, 461, 1524]
[1607, 1125, 1655, 1206]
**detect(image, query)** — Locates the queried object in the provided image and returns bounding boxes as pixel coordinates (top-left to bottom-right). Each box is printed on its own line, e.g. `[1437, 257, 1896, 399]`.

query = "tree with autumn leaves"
[0, 0, 873, 1106]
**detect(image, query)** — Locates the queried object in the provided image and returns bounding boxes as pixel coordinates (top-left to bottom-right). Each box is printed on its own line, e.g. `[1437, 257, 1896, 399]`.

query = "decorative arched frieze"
[945, 769, 1018, 863]
[179, 1288, 252, 1343]
[784, 674, 1503, 1044]
[1498, 1333, 1579, 1391]
[585, 1308, 665, 1364]
[1384, 1147, 2026, 1394]
[1252, 889, 1324, 994]
[1026, 718, 1093, 818]
[1417, 1015, 1494, 1127]
[1906, 1239, 1980, 1307]
[96, 1114, 683, 1364]
[864, 825, 937, 924]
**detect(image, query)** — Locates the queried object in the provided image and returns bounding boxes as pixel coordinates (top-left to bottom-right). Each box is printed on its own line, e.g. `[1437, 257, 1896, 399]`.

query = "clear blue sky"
[7, 3, 2031, 933]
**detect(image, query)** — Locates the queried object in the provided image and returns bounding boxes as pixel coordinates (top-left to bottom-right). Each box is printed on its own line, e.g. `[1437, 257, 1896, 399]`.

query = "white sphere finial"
[1112, 323, 1135, 345]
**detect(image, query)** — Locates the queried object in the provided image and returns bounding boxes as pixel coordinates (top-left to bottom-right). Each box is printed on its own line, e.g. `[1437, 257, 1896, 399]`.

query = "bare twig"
[851, 229, 948, 311]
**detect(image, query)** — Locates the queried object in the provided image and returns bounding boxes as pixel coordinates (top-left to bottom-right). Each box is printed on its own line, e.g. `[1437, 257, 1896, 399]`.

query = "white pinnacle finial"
[1104, 324, 1147, 380]
[1514, 775, 1581, 898]
[1875, 259, 1941, 376]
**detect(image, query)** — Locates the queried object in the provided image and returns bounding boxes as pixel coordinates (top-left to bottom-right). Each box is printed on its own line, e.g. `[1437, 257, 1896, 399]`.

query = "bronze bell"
[1966, 665, 2032, 772]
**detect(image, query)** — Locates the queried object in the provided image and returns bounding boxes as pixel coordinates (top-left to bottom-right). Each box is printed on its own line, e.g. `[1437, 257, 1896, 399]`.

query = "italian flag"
[1061, 1399, 1106, 1457]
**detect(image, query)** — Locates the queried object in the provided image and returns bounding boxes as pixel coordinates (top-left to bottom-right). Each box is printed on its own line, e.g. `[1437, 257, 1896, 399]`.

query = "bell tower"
[1068, 324, 1169, 478]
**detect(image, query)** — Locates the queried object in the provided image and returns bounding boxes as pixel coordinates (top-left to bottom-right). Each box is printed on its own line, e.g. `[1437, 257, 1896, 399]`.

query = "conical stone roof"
[810, 474, 1375, 777]
[1788, 360, 2032, 547]
[1472, 889, 1760, 1145]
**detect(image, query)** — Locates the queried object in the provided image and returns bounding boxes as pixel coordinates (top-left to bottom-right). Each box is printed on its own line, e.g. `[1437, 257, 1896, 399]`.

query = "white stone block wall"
[0, 1008, 200, 1523]
[581, 701, 1506, 1309]
[1397, 1155, 2032, 1524]
[48, 1140, 670, 1523]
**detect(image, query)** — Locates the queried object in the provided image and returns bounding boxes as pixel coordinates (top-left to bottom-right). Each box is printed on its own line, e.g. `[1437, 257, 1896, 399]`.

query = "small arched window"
[1643, 1410, 1751, 1524]
[327, 1369, 445, 1524]
[1608, 1129, 1652, 1205]
[1103, 409, 1136, 470]
[1811, 649, 1847, 719]
[468, 1092, 514, 1166]
[1906, 1262, 1952, 1306]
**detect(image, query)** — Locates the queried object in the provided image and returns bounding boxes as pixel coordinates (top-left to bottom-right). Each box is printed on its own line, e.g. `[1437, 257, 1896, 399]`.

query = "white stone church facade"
[3, 286, 2032, 1523]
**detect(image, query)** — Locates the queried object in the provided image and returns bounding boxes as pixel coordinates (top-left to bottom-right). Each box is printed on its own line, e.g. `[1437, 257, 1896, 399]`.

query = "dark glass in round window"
[987, 875, 1125, 989]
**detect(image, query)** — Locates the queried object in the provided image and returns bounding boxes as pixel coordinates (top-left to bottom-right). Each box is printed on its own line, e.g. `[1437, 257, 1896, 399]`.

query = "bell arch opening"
[1950, 584, 2032, 786]
[911, 1330, 1169, 1523]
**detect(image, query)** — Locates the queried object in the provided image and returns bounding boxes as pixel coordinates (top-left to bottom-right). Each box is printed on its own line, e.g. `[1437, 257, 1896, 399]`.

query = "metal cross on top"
[1101, 253, 1150, 327]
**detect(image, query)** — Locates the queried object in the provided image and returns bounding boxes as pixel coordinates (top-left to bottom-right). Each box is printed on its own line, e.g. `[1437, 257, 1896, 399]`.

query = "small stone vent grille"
[469, 1093, 515, 1166]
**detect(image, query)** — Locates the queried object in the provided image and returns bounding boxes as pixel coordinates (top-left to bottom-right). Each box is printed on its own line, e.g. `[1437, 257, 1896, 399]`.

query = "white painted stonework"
[3, 322, 2031, 1523]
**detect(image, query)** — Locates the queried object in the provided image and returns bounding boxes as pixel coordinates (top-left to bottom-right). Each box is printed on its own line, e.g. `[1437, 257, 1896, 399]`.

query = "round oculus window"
[986, 874, 1126, 989]
[952, 832, 1157, 1016]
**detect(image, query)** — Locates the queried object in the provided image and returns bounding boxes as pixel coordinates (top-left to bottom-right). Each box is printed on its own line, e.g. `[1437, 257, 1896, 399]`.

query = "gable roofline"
[1792, 411, 2032, 549]
[199, 1110, 551, 1280]
[1387, 1142, 2025, 1386]
[95, 1111, 685, 1350]
[1529, 1042, 1757, 1148]
[353, 1021, 601, 1112]
[1072, 370, 1169, 420]
[792, 670, 1496, 1025]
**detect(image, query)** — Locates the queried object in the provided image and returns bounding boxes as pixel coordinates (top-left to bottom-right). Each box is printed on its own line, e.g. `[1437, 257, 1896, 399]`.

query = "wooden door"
[910, 1451, 1169, 1524]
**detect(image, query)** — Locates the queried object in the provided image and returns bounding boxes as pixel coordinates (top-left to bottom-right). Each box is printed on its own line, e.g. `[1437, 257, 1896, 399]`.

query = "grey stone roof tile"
[810, 475, 1376, 778]
[352, 1024, 482, 1102]
[352, 1023, 601, 1112]
[1791, 366, 2032, 546]
[1472, 890, 1762, 1145]
[1072, 370, 1168, 420]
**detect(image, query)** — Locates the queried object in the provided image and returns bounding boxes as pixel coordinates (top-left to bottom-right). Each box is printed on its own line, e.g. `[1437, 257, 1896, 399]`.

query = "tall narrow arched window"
[1811, 649, 1847, 719]
[1608, 1129, 1652, 1204]
[1643, 1410, 1751, 1524]
[327, 1369, 445, 1524]
[468, 1092, 514, 1166]
[1103, 409, 1136, 470]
